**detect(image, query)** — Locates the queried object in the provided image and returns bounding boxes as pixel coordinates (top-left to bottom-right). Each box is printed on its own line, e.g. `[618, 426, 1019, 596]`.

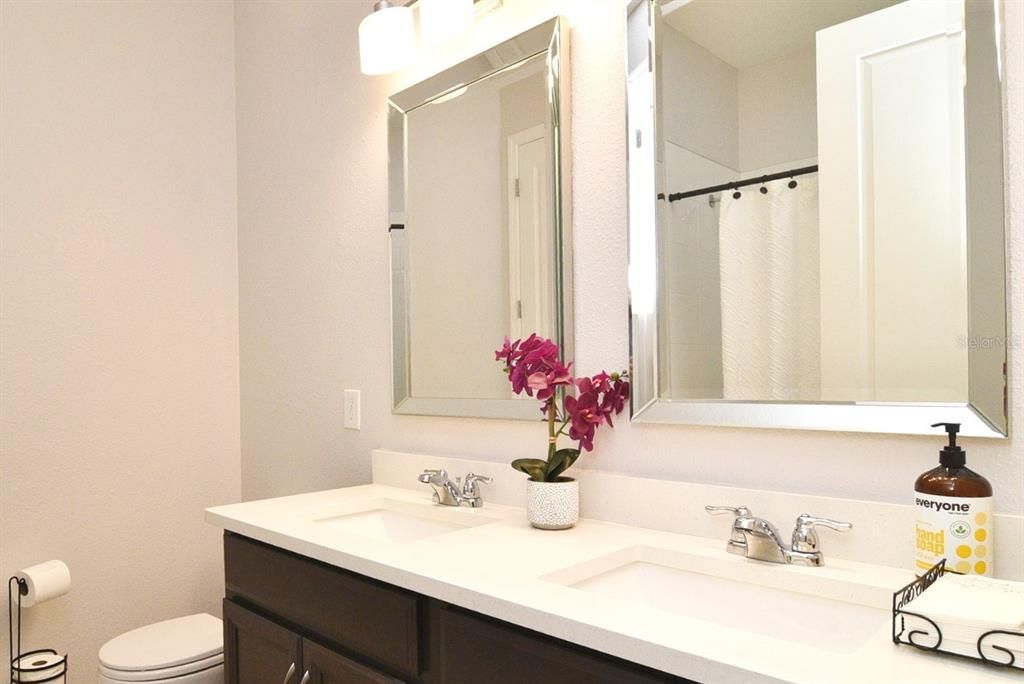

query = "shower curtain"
[718, 176, 820, 400]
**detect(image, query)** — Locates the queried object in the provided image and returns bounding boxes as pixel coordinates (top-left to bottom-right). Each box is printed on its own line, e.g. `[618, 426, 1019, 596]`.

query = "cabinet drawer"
[438, 606, 689, 684]
[224, 533, 420, 678]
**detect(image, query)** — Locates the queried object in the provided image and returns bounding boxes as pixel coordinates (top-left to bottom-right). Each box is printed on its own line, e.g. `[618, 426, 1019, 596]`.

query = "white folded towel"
[908, 573, 1024, 632]
[938, 634, 1024, 669]
[937, 621, 1024, 645]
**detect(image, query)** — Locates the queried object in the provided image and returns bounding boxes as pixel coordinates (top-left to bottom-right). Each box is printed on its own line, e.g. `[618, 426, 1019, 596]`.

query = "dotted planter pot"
[526, 478, 579, 530]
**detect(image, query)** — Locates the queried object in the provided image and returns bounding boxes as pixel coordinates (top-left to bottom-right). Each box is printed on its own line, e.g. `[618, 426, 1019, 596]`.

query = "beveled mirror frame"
[626, 0, 1009, 438]
[389, 17, 573, 420]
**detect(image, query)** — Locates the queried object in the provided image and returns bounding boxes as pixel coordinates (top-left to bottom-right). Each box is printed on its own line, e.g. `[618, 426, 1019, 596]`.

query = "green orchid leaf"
[511, 458, 548, 482]
[544, 448, 580, 481]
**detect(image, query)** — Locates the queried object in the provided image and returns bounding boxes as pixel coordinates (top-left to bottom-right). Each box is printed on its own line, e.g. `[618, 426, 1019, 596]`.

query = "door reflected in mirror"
[627, 0, 1007, 436]
[390, 18, 571, 420]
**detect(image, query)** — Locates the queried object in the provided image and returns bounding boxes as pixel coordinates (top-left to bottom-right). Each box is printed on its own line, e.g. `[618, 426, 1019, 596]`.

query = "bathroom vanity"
[222, 533, 681, 684]
[214, 0, 1018, 678]
[207, 481, 1022, 684]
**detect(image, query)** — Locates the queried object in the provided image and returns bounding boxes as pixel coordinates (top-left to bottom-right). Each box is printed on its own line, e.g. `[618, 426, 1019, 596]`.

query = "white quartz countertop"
[206, 485, 1020, 684]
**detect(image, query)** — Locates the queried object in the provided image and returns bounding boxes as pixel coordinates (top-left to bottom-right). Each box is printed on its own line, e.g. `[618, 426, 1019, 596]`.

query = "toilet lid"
[99, 614, 223, 673]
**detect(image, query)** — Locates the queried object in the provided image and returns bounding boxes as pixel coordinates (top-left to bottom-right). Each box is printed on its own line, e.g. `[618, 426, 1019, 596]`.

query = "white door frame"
[507, 124, 548, 340]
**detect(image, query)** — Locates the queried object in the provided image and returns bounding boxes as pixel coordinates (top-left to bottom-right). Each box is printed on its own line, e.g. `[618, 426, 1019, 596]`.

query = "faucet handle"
[463, 473, 492, 496]
[795, 513, 852, 532]
[417, 468, 448, 484]
[706, 506, 754, 554]
[792, 513, 852, 553]
[705, 505, 751, 517]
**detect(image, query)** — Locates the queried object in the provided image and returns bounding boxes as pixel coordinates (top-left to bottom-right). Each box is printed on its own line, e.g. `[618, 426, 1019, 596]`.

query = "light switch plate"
[343, 389, 360, 430]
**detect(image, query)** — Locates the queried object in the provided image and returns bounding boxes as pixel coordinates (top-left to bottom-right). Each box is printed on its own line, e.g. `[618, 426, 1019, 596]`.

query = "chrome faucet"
[706, 505, 852, 567]
[417, 469, 492, 508]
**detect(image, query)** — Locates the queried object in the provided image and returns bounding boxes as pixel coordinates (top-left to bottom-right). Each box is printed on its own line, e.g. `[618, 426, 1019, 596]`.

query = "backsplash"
[373, 449, 1024, 581]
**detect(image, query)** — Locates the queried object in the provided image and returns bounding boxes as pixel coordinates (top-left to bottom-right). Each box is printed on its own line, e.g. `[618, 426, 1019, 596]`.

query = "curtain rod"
[663, 164, 818, 203]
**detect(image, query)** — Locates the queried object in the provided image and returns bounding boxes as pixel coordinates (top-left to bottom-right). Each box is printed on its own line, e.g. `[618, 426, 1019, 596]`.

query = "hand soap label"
[914, 493, 992, 576]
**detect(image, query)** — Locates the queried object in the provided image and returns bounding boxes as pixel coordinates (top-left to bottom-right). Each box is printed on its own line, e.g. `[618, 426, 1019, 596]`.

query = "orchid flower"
[496, 335, 630, 481]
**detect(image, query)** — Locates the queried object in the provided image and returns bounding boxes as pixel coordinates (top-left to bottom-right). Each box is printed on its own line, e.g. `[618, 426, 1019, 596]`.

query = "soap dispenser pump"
[914, 422, 993, 576]
[936, 422, 966, 467]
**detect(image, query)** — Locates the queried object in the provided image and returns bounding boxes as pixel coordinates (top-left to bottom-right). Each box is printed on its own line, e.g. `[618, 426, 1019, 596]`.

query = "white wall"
[737, 46, 818, 173]
[407, 81, 507, 398]
[657, 26, 735, 399]
[236, 1, 387, 498]
[659, 25, 738, 170]
[236, 0, 1024, 519]
[0, 0, 241, 677]
[661, 143, 729, 398]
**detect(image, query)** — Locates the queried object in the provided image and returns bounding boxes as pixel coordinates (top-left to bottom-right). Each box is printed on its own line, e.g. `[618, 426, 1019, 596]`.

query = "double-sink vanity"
[206, 458, 1020, 684]
[206, 0, 1019, 681]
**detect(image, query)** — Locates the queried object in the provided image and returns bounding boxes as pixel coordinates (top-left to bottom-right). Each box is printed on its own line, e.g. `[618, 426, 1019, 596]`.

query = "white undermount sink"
[309, 497, 497, 543]
[544, 545, 889, 654]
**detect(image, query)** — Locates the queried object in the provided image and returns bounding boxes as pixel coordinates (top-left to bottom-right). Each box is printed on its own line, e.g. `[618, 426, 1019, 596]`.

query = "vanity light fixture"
[358, 1, 416, 75]
[359, 0, 502, 75]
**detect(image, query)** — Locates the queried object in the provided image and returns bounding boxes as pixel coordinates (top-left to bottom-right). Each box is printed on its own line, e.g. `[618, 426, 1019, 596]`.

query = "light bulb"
[359, 1, 416, 75]
[419, 0, 474, 46]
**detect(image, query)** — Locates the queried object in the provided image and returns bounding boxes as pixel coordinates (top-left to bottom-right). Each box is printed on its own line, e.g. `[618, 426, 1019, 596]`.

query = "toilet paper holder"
[8, 576, 68, 684]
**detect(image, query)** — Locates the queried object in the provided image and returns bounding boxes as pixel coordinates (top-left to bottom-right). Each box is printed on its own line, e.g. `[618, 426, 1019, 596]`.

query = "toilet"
[97, 614, 223, 684]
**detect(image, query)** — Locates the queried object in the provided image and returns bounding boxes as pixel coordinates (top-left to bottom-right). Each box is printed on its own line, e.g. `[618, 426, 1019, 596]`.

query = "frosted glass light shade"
[359, 3, 416, 75]
[419, 0, 475, 45]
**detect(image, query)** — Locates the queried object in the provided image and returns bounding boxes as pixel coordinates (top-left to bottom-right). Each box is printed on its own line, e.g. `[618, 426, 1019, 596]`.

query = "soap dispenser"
[914, 422, 993, 576]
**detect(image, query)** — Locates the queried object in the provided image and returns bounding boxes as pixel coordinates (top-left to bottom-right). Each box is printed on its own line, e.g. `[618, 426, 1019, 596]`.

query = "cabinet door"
[303, 638, 404, 684]
[224, 599, 303, 684]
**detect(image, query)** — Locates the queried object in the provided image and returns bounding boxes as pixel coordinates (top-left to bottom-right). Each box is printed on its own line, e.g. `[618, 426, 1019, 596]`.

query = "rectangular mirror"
[390, 17, 572, 420]
[627, 0, 1008, 437]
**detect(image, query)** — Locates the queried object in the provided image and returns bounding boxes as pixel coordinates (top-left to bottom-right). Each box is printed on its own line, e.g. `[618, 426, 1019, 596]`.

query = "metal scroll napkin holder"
[892, 559, 1024, 669]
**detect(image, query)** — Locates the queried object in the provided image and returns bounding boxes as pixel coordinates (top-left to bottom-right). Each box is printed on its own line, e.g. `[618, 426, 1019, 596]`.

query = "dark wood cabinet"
[224, 599, 403, 684]
[224, 533, 420, 677]
[223, 599, 302, 684]
[437, 605, 680, 684]
[304, 638, 404, 684]
[222, 533, 692, 684]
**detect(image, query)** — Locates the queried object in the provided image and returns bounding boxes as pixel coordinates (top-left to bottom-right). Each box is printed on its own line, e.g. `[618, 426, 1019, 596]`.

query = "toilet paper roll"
[13, 651, 67, 682]
[14, 560, 70, 607]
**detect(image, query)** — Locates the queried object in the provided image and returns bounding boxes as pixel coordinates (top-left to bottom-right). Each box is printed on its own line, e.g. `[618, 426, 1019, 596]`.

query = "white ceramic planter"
[526, 478, 579, 530]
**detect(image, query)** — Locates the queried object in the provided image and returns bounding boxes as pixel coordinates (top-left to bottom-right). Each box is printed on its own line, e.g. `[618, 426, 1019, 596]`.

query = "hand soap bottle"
[914, 422, 993, 576]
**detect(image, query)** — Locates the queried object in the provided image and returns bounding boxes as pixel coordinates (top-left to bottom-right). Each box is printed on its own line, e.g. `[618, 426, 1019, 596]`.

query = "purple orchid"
[496, 335, 630, 481]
